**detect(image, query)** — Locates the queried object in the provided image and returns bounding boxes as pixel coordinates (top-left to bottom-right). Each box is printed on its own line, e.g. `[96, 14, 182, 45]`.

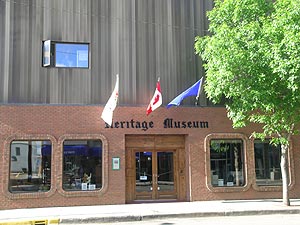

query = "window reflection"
[63, 140, 102, 191]
[55, 43, 89, 68]
[210, 139, 245, 187]
[9, 141, 52, 193]
[254, 140, 282, 186]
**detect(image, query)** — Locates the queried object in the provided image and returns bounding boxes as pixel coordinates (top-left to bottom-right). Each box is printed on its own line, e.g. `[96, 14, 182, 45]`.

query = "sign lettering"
[105, 118, 209, 131]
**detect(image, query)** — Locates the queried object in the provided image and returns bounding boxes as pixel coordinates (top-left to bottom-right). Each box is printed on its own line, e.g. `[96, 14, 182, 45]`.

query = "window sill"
[4, 187, 56, 200]
[206, 182, 251, 193]
[58, 186, 106, 197]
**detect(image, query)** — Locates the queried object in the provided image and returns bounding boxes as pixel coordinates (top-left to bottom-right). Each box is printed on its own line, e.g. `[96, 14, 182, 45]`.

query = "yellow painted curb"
[0, 218, 60, 225]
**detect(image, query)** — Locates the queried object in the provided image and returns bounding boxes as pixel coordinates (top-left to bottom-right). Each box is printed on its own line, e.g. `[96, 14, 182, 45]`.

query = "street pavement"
[103, 214, 300, 225]
[0, 199, 300, 224]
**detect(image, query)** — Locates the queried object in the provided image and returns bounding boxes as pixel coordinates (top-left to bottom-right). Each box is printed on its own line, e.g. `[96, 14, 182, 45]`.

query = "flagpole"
[195, 77, 203, 106]
[195, 97, 199, 106]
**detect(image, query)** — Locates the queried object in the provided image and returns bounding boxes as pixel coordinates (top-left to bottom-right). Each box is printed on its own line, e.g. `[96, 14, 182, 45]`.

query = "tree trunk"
[234, 146, 239, 186]
[280, 144, 290, 206]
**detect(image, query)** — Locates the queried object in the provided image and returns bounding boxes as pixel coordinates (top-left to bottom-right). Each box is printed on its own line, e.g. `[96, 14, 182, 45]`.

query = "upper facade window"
[254, 140, 282, 186]
[43, 40, 89, 68]
[9, 140, 52, 193]
[210, 139, 245, 187]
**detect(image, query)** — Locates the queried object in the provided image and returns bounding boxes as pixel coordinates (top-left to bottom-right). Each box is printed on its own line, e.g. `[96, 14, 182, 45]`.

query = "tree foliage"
[195, 0, 300, 145]
[195, 0, 300, 206]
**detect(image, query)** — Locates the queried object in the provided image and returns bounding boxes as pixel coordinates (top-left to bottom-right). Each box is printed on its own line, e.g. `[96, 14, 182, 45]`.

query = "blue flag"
[167, 77, 203, 108]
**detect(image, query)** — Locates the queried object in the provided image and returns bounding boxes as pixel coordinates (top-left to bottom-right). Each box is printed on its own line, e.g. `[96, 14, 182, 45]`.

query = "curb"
[59, 209, 300, 224]
[0, 218, 60, 225]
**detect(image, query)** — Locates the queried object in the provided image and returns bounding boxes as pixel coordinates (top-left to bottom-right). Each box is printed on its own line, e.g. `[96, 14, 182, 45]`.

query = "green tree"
[195, 0, 300, 206]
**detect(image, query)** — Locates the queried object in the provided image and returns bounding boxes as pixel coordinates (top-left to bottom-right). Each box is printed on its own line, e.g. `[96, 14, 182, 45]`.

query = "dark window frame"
[205, 133, 251, 193]
[42, 40, 89, 69]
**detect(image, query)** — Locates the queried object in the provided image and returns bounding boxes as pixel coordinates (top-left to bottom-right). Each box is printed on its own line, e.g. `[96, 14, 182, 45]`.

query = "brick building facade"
[0, 0, 299, 210]
[0, 105, 298, 209]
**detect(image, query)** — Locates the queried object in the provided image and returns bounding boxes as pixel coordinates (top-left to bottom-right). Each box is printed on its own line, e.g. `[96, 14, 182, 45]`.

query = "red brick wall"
[0, 105, 299, 209]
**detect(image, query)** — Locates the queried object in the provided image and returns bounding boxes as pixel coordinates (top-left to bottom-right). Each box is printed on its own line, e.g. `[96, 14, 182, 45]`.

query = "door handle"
[153, 174, 157, 184]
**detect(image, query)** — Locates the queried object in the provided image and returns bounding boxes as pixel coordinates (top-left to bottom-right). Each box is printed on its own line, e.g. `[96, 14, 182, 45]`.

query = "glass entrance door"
[157, 152, 174, 197]
[135, 151, 176, 200]
[135, 152, 153, 199]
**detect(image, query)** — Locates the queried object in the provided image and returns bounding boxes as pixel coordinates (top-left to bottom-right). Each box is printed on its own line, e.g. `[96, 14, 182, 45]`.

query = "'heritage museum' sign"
[105, 118, 209, 131]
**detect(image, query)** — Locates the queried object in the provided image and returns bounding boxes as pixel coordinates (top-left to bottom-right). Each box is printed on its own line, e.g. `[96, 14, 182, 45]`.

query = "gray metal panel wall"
[0, 0, 213, 106]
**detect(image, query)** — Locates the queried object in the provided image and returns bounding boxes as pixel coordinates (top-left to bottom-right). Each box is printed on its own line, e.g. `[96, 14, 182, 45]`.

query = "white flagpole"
[195, 77, 203, 106]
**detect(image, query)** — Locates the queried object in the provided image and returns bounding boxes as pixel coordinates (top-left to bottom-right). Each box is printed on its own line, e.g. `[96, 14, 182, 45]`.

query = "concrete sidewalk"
[1, 199, 300, 224]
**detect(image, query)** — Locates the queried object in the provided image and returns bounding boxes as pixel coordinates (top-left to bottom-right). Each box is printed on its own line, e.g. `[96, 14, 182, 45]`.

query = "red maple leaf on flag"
[153, 94, 160, 105]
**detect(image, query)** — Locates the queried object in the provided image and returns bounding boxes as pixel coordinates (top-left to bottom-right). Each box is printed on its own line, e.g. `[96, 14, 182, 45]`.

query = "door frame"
[134, 149, 178, 201]
[125, 135, 187, 203]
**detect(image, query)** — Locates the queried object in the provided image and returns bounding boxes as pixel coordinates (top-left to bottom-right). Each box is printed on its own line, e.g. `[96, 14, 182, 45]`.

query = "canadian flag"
[146, 79, 162, 115]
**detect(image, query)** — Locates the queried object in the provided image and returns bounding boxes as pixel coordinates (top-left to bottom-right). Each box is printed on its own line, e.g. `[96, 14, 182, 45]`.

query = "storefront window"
[9, 141, 52, 193]
[254, 140, 282, 186]
[63, 140, 102, 191]
[210, 139, 245, 187]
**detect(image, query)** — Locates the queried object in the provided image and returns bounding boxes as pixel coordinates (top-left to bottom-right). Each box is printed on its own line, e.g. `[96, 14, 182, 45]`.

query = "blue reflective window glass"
[55, 43, 89, 68]
[62, 140, 102, 191]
